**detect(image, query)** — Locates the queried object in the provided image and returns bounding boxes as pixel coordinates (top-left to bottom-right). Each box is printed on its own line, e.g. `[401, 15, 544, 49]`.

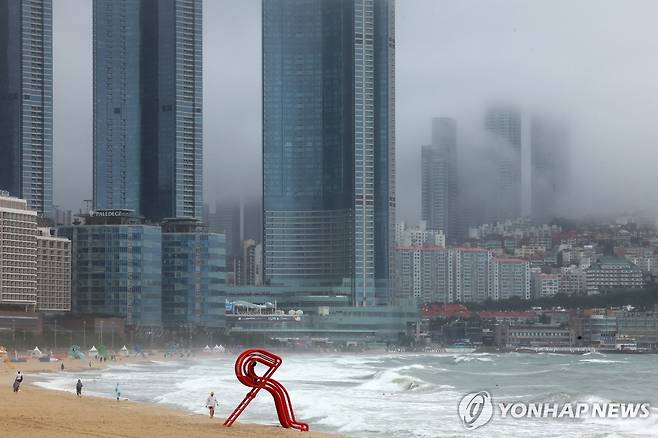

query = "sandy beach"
[0, 359, 339, 438]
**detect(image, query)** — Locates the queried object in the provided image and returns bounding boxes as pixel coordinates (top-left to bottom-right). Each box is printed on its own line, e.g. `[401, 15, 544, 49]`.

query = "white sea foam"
[579, 358, 624, 364]
[30, 353, 658, 438]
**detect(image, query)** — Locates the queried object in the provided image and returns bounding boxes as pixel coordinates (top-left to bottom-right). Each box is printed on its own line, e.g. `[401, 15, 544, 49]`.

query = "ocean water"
[33, 352, 658, 437]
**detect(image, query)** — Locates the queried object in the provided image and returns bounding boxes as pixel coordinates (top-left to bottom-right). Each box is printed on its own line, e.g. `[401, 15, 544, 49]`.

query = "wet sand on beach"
[0, 359, 339, 438]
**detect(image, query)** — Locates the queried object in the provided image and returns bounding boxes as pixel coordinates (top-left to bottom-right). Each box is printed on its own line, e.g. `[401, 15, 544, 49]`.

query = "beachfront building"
[161, 218, 226, 330]
[617, 312, 658, 349]
[262, 0, 396, 306]
[0, 0, 54, 218]
[582, 314, 617, 345]
[93, 0, 203, 221]
[586, 256, 644, 294]
[503, 323, 573, 347]
[0, 191, 38, 311]
[59, 210, 162, 327]
[454, 248, 492, 303]
[36, 227, 71, 312]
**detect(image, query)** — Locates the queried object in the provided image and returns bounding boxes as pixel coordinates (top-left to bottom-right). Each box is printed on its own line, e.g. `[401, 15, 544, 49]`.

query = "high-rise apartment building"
[262, 0, 396, 306]
[93, 0, 203, 221]
[485, 106, 522, 222]
[454, 248, 492, 303]
[0, 191, 38, 310]
[0, 0, 53, 218]
[421, 118, 458, 242]
[393, 246, 453, 304]
[492, 257, 530, 300]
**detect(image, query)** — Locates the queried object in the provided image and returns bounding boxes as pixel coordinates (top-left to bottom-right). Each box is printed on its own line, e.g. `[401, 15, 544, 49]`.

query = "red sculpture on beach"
[224, 349, 309, 432]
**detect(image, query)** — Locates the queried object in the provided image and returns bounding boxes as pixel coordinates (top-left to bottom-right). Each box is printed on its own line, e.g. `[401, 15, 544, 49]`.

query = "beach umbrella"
[32, 346, 42, 356]
[120, 345, 129, 356]
[89, 346, 97, 352]
[203, 345, 211, 352]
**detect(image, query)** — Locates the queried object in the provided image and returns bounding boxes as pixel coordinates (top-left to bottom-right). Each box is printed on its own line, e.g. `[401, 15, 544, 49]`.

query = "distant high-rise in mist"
[0, 0, 53, 218]
[530, 116, 569, 223]
[421, 117, 458, 243]
[93, 0, 203, 221]
[209, 199, 240, 258]
[262, 0, 396, 306]
[485, 106, 522, 222]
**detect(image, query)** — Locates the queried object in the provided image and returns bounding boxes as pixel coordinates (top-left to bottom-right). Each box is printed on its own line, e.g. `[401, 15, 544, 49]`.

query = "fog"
[53, 0, 658, 223]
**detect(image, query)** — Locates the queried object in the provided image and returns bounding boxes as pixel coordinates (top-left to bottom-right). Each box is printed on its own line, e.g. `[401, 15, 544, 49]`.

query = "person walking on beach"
[76, 379, 83, 397]
[61, 362, 65, 371]
[115, 383, 121, 401]
[13, 371, 23, 393]
[206, 392, 218, 418]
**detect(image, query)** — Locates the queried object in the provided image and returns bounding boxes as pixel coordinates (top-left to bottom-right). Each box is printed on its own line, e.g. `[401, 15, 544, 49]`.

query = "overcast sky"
[53, 0, 658, 222]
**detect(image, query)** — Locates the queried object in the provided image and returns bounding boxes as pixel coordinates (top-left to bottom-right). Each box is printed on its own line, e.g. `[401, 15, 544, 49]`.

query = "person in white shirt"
[206, 392, 218, 418]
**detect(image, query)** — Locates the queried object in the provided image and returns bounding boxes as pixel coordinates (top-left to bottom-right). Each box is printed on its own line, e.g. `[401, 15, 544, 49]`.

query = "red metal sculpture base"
[224, 349, 309, 432]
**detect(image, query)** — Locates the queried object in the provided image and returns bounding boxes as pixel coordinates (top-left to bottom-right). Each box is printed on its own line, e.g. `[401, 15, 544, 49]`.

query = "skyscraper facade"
[0, 0, 53, 218]
[93, 0, 142, 212]
[93, 0, 203, 221]
[421, 117, 458, 242]
[485, 106, 522, 222]
[262, 0, 395, 306]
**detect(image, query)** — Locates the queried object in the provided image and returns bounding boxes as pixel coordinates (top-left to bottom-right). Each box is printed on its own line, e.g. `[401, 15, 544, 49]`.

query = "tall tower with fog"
[421, 117, 458, 243]
[530, 116, 569, 222]
[262, 0, 396, 306]
[93, 0, 203, 221]
[485, 106, 522, 222]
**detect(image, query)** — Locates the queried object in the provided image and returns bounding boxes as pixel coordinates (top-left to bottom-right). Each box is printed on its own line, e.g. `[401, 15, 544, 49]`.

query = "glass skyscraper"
[93, 0, 203, 221]
[262, 0, 395, 306]
[0, 0, 53, 218]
